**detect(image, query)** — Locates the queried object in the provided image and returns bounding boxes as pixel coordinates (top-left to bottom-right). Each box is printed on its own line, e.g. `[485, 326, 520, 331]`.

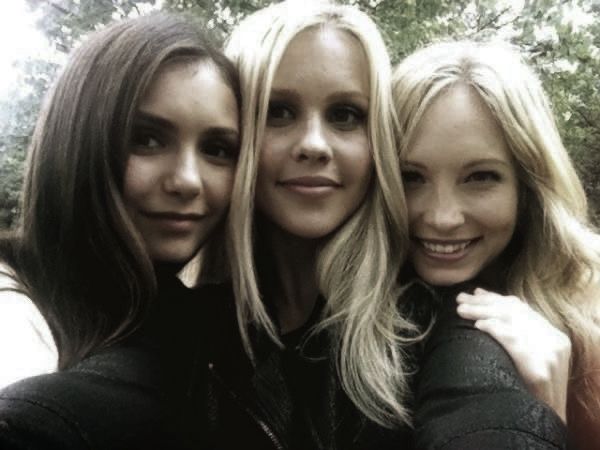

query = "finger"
[456, 292, 496, 305]
[473, 317, 516, 348]
[456, 302, 507, 321]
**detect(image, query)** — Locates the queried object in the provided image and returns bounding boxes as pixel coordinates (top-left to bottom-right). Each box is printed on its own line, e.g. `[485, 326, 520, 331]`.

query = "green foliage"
[1, 0, 599, 229]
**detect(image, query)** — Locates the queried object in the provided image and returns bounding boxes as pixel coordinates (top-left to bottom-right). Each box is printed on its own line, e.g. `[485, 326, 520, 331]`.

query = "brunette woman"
[0, 13, 239, 449]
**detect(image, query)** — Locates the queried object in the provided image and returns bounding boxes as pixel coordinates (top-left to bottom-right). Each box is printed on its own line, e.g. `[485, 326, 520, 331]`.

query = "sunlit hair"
[225, 0, 415, 428]
[393, 40, 600, 417]
[4, 13, 239, 370]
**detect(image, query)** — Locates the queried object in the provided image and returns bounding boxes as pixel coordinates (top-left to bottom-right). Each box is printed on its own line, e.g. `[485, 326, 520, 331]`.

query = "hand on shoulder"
[456, 287, 571, 423]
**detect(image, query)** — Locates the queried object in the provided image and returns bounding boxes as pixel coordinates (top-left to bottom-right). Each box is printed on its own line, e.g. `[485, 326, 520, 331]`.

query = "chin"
[418, 270, 474, 287]
[148, 245, 199, 266]
[277, 221, 338, 241]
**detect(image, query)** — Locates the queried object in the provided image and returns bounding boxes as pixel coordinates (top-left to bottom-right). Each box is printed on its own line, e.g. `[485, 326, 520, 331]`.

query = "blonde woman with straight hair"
[393, 40, 600, 449]
[205, 0, 421, 447]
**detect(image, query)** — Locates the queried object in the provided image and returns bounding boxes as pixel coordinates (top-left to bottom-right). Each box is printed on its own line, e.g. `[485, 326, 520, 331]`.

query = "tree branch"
[46, 0, 71, 16]
[577, 107, 600, 133]
[476, 6, 511, 32]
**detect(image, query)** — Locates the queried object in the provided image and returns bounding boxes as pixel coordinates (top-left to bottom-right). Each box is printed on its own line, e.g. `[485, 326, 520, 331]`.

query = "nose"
[163, 148, 203, 199]
[293, 114, 332, 163]
[422, 186, 465, 231]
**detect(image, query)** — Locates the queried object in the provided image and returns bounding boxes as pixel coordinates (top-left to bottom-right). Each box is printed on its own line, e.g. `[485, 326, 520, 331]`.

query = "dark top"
[206, 286, 413, 450]
[0, 272, 210, 450]
[0, 281, 567, 449]
[413, 284, 567, 449]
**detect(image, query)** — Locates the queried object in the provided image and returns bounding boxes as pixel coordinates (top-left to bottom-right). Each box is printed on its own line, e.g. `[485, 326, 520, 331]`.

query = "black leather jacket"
[0, 273, 208, 450]
[413, 285, 567, 449]
[0, 282, 567, 449]
[206, 283, 567, 449]
[206, 284, 414, 449]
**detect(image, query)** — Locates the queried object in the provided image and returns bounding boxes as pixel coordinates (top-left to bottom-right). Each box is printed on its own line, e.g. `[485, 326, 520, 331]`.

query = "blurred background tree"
[1, 0, 598, 229]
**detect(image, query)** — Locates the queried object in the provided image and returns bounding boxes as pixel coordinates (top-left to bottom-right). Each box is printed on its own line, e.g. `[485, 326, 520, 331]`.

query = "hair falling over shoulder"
[392, 40, 600, 417]
[225, 0, 421, 429]
[8, 13, 239, 370]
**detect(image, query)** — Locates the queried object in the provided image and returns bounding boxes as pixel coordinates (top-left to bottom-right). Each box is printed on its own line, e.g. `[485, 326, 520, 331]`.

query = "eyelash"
[201, 138, 239, 162]
[266, 102, 295, 127]
[327, 104, 366, 130]
[401, 170, 424, 184]
[401, 170, 502, 185]
[265, 101, 367, 130]
[130, 128, 164, 154]
[465, 171, 502, 183]
[131, 126, 238, 163]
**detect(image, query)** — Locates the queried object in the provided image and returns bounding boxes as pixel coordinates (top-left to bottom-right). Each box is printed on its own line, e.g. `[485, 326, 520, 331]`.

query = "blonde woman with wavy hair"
[393, 40, 600, 449]
[208, 0, 421, 446]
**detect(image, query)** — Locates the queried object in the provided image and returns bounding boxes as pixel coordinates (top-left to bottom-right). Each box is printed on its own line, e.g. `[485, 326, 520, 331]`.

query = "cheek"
[342, 136, 372, 185]
[478, 188, 519, 234]
[203, 168, 235, 212]
[122, 156, 155, 204]
[404, 188, 425, 225]
[257, 134, 282, 177]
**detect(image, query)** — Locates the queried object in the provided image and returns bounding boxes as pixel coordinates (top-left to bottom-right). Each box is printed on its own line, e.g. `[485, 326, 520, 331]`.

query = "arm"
[0, 377, 91, 450]
[0, 269, 58, 388]
[0, 345, 197, 450]
[456, 288, 570, 422]
[414, 295, 567, 450]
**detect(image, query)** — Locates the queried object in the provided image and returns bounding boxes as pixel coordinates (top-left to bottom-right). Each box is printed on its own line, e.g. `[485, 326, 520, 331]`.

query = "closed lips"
[141, 212, 204, 221]
[279, 176, 340, 187]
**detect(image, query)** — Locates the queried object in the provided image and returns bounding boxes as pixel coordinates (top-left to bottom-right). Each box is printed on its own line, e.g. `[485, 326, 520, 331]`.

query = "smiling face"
[255, 27, 373, 239]
[123, 60, 239, 263]
[402, 84, 518, 286]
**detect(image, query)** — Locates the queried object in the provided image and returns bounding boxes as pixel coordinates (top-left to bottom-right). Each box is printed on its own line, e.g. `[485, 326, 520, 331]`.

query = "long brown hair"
[5, 13, 239, 370]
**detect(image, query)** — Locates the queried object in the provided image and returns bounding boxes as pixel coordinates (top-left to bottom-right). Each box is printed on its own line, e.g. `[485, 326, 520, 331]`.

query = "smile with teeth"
[420, 239, 474, 254]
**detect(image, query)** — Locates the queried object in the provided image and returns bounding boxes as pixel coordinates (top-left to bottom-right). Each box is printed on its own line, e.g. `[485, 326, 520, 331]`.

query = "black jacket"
[0, 282, 567, 449]
[207, 283, 567, 449]
[0, 272, 208, 450]
[413, 286, 567, 449]
[206, 285, 413, 450]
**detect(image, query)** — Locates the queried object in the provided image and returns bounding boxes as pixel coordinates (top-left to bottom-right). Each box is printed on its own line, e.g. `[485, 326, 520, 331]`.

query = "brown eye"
[201, 139, 239, 163]
[130, 127, 164, 155]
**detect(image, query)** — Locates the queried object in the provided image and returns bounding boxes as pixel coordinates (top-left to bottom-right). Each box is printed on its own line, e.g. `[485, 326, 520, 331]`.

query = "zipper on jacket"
[208, 362, 286, 450]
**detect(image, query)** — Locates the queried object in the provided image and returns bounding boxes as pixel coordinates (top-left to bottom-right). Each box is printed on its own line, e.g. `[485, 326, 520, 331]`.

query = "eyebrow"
[462, 158, 511, 169]
[134, 111, 175, 132]
[401, 158, 511, 171]
[133, 111, 239, 141]
[269, 88, 369, 104]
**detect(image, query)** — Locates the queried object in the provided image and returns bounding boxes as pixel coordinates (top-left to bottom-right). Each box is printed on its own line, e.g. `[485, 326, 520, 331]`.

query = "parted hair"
[393, 40, 600, 417]
[4, 13, 239, 370]
[225, 0, 417, 428]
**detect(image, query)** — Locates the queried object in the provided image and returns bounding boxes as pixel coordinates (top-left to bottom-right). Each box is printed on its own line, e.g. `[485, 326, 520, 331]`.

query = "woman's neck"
[262, 223, 321, 334]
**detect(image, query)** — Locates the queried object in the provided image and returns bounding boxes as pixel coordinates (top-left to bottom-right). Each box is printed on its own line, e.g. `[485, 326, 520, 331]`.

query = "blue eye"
[465, 171, 501, 183]
[327, 105, 366, 130]
[266, 102, 295, 127]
